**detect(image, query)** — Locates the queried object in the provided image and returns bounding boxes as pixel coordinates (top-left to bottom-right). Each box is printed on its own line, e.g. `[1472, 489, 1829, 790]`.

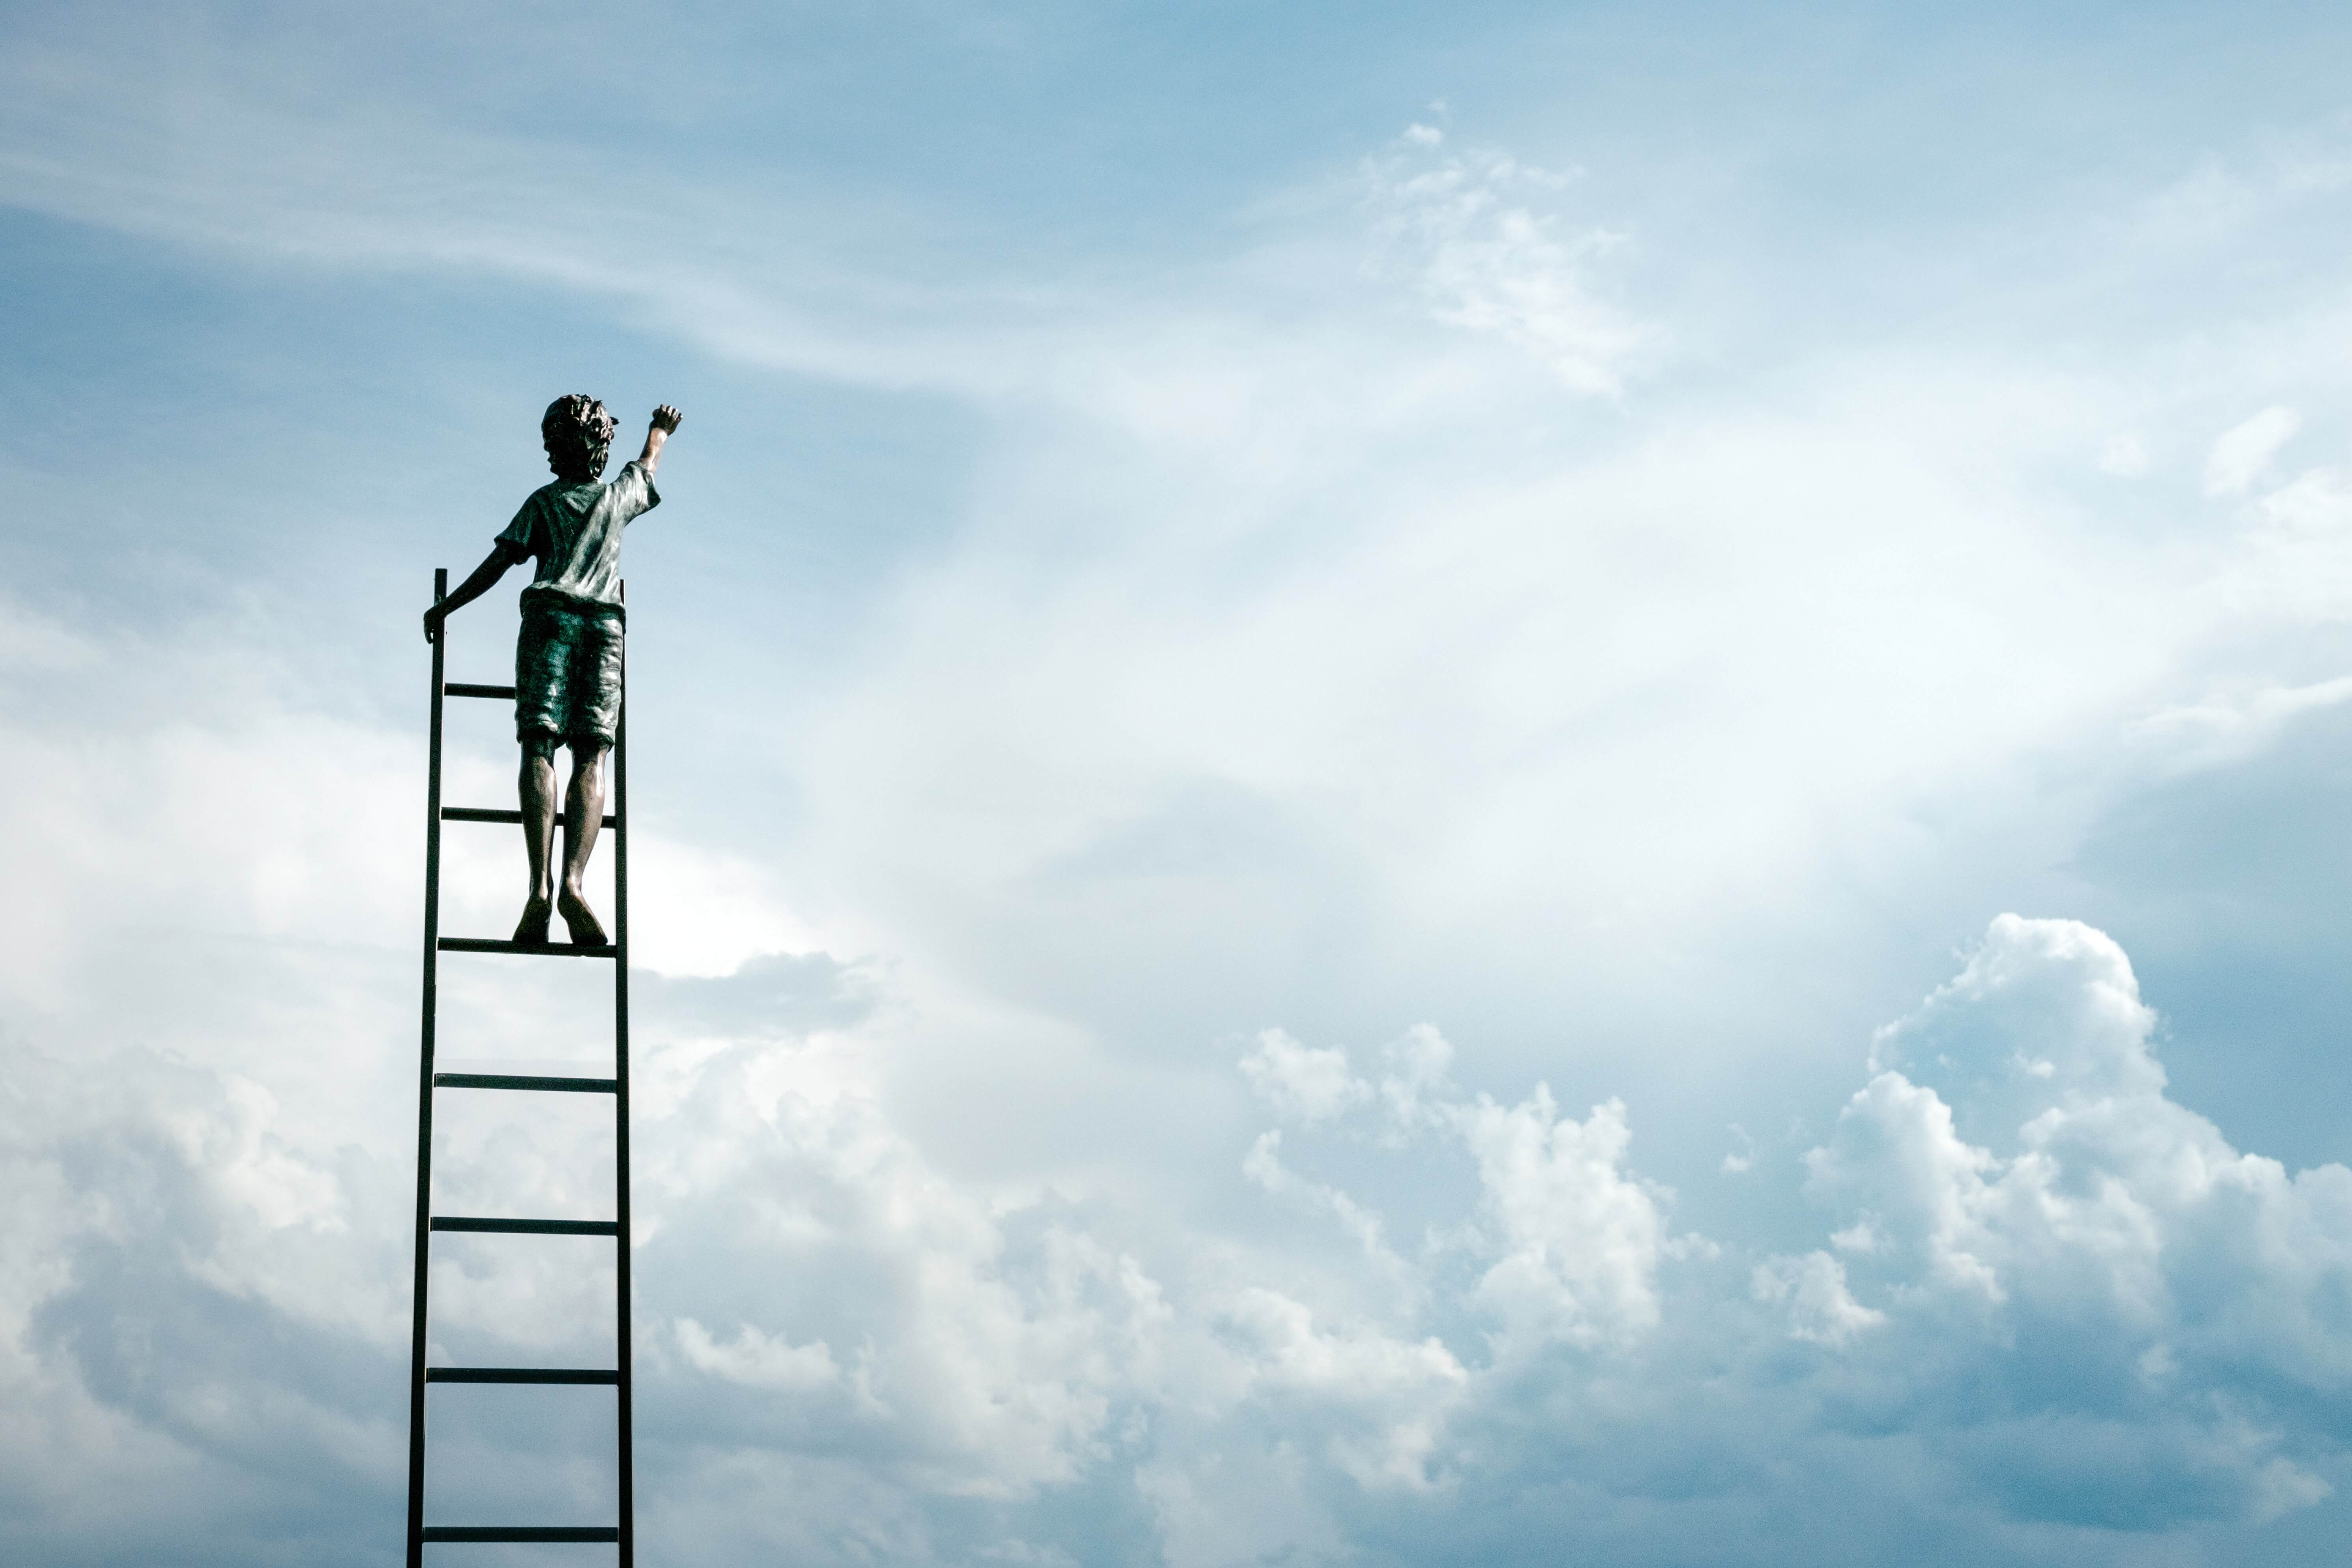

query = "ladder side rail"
[614, 581, 635, 1566]
[406, 567, 448, 1568]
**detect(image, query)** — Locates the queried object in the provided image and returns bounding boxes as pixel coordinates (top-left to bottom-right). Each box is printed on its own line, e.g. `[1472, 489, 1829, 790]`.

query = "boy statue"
[423, 396, 683, 946]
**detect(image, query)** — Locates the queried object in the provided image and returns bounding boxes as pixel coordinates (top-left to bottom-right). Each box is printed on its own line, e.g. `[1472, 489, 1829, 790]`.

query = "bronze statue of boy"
[423, 396, 682, 946]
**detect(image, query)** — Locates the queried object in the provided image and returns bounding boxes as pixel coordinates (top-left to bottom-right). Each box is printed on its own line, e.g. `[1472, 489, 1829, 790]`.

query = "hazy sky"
[11, 3, 2352, 1564]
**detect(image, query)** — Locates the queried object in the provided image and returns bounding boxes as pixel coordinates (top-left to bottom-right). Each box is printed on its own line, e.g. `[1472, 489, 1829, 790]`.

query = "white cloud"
[1363, 129, 1648, 392]
[1219, 1287, 1466, 1489]
[1800, 915, 2352, 1519]
[2128, 674, 2352, 776]
[1242, 1131, 1404, 1273]
[2205, 405, 2301, 495]
[1239, 1028, 1368, 1124]
[1751, 1250, 1885, 1344]
[677, 1318, 840, 1391]
[1863, 914, 2167, 1119]
[2258, 465, 2352, 533]
[1453, 1090, 1668, 1349]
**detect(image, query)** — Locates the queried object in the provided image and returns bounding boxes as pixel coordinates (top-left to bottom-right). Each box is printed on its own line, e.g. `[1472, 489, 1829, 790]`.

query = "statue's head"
[541, 394, 618, 483]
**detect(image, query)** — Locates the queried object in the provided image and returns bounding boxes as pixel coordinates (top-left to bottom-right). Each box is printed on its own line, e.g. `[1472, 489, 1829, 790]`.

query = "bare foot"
[558, 886, 608, 947]
[513, 894, 553, 945]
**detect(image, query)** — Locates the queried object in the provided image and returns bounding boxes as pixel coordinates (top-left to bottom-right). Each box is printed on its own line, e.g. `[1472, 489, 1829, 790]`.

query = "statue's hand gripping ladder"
[406, 568, 636, 1563]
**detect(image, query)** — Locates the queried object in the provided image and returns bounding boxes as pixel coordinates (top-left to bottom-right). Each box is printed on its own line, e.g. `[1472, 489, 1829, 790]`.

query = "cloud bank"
[13, 786, 2352, 1566]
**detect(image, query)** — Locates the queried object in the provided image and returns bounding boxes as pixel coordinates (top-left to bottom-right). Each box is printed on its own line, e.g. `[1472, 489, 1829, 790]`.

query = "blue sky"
[11, 2, 2352, 1564]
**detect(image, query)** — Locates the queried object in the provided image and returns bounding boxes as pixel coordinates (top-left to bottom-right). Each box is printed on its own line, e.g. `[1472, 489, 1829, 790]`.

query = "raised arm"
[422, 539, 528, 643]
[635, 404, 683, 477]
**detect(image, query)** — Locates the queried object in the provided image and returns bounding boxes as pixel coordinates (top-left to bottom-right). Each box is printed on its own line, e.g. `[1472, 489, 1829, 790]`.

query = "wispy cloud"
[1363, 124, 1650, 393]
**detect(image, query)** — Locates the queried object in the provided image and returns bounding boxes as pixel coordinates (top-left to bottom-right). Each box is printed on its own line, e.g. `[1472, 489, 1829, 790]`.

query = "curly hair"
[541, 394, 618, 482]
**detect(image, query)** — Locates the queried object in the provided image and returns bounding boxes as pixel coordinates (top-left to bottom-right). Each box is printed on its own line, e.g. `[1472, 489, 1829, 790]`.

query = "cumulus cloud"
[1454, 1090, 1668, 1349]
[1238, 1028, 1367, 1124]
[1214, 918, 2352, 1540]
[1751, 1250, 1884, 1345]
[1240, 1027, 1673, 1353]
[1799, 915, 2352, 1525]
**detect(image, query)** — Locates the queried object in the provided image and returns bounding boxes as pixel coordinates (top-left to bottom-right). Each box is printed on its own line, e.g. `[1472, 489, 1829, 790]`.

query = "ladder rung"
[438, 938, 616, 958]
[420, 1527, 620, 1543]
[431, 1216, 620, 1236]
[426, 1366, 620, 1384]
[443, 682, 517, 699]
[442, 806, 619, 827]
[435, 1073, 619, 1094]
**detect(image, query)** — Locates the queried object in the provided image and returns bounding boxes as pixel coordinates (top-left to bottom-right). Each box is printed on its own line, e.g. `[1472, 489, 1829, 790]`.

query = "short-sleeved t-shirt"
[496, 460, 659, 609]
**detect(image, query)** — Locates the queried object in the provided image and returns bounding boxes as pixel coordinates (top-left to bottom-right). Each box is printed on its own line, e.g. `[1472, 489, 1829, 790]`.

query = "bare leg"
[514, 734, 559, 943]
[556, 738, 611, 946]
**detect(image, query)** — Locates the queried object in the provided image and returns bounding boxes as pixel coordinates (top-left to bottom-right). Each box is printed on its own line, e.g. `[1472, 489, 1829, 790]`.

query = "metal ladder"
[407, 567, 635, 1563]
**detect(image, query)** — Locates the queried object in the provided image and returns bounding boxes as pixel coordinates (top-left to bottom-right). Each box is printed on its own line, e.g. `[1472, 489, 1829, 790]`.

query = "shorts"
[515, 588, 624, 745]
